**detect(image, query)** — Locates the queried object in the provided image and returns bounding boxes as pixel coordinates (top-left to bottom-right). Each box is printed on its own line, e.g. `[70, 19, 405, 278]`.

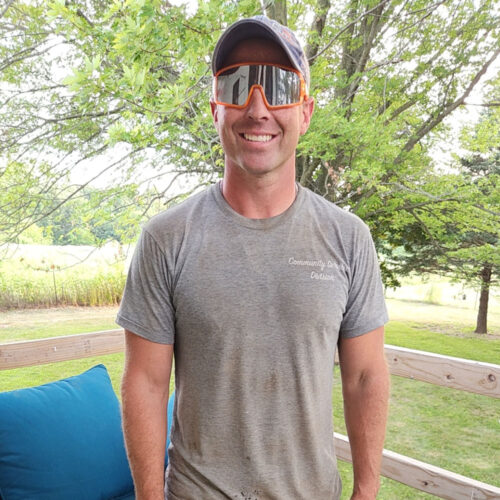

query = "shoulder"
[139, 186, 215, 253]
[300, 186, 371, 238]
[146, 187, 211, 232]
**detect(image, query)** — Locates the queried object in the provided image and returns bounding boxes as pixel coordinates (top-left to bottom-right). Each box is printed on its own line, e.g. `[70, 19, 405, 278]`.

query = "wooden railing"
[1, 330, 499, 499]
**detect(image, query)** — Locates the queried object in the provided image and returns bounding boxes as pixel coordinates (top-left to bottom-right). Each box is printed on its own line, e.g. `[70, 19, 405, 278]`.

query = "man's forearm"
[122, 372, 169, 500]
[342, 366, 390, 499]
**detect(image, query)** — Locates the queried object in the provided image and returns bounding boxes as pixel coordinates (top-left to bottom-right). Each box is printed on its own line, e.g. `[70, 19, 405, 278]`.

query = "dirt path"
[0, 306, 120, 342]
[1, 306, 119, 329]
[386, 298, 500, 337]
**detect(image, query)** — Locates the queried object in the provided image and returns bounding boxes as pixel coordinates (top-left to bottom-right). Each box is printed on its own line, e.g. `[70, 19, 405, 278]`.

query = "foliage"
[383, 87, 499, 331]
[0, 159, 61, 243]
[16, 224, 52, 245]
[454, 78, 500, 286]
[2, 179, 166, 245]
[1, 0, 499, 282]
[38, 185, 163, 245]
[381, 165, 499, 284]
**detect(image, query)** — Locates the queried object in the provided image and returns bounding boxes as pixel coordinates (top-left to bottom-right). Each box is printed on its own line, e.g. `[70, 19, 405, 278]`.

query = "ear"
[210, 100, 218, 124]
[299, 96, 315, 135]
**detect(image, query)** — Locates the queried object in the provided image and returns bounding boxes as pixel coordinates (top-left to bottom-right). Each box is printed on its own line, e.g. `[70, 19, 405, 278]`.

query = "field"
[385, 274, 500, 313]
[0, 243, 131, 309]
[1, 298, 499, 499]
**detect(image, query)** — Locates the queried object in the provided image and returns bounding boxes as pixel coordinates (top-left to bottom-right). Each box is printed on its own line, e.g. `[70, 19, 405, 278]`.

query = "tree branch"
[305, 0, 331, 63]
[8, 147, 146, 241]
[310, 0, 391, 63]
[0, 0, 15, 18]
[395, 47, 500, 164]
[463, 101, 500, 107]
[34, 106, 125, 124]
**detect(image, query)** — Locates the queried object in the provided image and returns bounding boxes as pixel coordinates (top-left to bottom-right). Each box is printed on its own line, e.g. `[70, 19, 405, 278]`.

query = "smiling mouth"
[241, 133, 274, 142]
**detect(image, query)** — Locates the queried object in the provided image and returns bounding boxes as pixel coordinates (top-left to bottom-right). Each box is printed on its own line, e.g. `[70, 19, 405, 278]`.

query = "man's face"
[210, 38, 314, 179]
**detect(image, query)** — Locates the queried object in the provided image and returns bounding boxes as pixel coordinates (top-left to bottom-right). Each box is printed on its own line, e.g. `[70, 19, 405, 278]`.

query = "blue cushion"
[0, 365, 134, 500]
[166, 390, 175, 464]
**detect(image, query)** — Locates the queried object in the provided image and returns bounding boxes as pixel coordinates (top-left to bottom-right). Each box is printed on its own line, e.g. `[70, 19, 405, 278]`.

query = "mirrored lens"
[216, 64, 302, 107]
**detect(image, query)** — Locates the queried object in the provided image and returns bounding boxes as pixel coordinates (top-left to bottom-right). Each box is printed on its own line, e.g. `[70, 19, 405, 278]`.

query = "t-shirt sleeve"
[116, 228, 175, 344]
[339, 222, 389, 338]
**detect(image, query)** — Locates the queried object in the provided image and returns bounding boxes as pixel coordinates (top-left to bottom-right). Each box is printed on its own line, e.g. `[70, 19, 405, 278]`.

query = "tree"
[456, 99, 500, 333]
[0, 159, 61, 243]
[16, 223, 52, 244]
[384, 166, 498, 333]
[1, 0, 499, 286]
[39, 185, 163, 245]
[383, 95, 499, 333]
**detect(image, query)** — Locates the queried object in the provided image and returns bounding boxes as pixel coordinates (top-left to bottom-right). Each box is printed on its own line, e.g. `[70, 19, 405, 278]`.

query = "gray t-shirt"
[117, 183, 388, 500]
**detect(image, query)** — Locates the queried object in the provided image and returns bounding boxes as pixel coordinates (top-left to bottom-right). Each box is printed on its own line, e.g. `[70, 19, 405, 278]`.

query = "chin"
[239, 161, 280, 175]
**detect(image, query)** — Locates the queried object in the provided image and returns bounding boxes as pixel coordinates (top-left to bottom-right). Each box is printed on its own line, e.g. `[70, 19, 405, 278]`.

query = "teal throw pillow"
[0, 364, 134, 500]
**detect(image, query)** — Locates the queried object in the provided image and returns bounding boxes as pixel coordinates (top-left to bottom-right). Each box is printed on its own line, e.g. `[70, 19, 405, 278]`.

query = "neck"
[221, 167, 297, 219]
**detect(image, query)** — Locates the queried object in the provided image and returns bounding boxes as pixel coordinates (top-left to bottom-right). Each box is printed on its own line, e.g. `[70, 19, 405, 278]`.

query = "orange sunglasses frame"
[213, 62, 307, 110]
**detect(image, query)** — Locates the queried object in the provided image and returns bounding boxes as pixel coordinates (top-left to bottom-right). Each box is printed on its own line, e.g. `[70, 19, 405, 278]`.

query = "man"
[118, 15, 390, 500]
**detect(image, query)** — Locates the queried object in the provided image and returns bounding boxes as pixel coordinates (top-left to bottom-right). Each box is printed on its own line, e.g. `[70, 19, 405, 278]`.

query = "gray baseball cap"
[212, 15, 310, 92]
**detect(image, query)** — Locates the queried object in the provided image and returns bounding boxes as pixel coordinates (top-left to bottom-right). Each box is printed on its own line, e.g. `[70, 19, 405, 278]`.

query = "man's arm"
[337, 326, 390, 500]
[121, 329, 174, 500]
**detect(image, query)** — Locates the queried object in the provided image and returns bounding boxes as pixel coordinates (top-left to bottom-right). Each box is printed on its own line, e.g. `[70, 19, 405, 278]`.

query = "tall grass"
[0, 263, 126, 308]
[0, 244, 128, 309]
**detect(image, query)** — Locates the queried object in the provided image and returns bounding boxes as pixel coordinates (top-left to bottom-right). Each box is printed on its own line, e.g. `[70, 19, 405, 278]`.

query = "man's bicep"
[337, 326, 386, 380]
[123, 329, 174, 389]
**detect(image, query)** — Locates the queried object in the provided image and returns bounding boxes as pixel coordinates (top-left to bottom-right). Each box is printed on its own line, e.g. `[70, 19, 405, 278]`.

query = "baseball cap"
[212, 15, 310, 92]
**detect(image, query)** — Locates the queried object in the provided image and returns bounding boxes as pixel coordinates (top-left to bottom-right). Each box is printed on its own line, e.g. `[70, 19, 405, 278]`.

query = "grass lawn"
[334, 299, 500, 498]
[1, 299, 499, 498]
[334, 372, 500, 498]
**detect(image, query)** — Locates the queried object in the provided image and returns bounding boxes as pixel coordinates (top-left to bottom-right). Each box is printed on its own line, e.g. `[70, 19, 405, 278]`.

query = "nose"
[245, 86, 270, 120]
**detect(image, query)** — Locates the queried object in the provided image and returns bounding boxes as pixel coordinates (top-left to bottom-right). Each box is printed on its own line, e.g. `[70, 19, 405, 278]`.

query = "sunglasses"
[213, 62, 307, 110]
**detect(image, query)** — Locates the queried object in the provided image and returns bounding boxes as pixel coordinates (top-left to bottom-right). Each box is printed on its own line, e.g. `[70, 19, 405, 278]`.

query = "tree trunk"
[263, 0, 287, 25]
[474, 264, 492, 334]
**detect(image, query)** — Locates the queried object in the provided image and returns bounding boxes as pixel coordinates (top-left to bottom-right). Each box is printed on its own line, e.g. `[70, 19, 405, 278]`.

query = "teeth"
[244, 134, 273, 142]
